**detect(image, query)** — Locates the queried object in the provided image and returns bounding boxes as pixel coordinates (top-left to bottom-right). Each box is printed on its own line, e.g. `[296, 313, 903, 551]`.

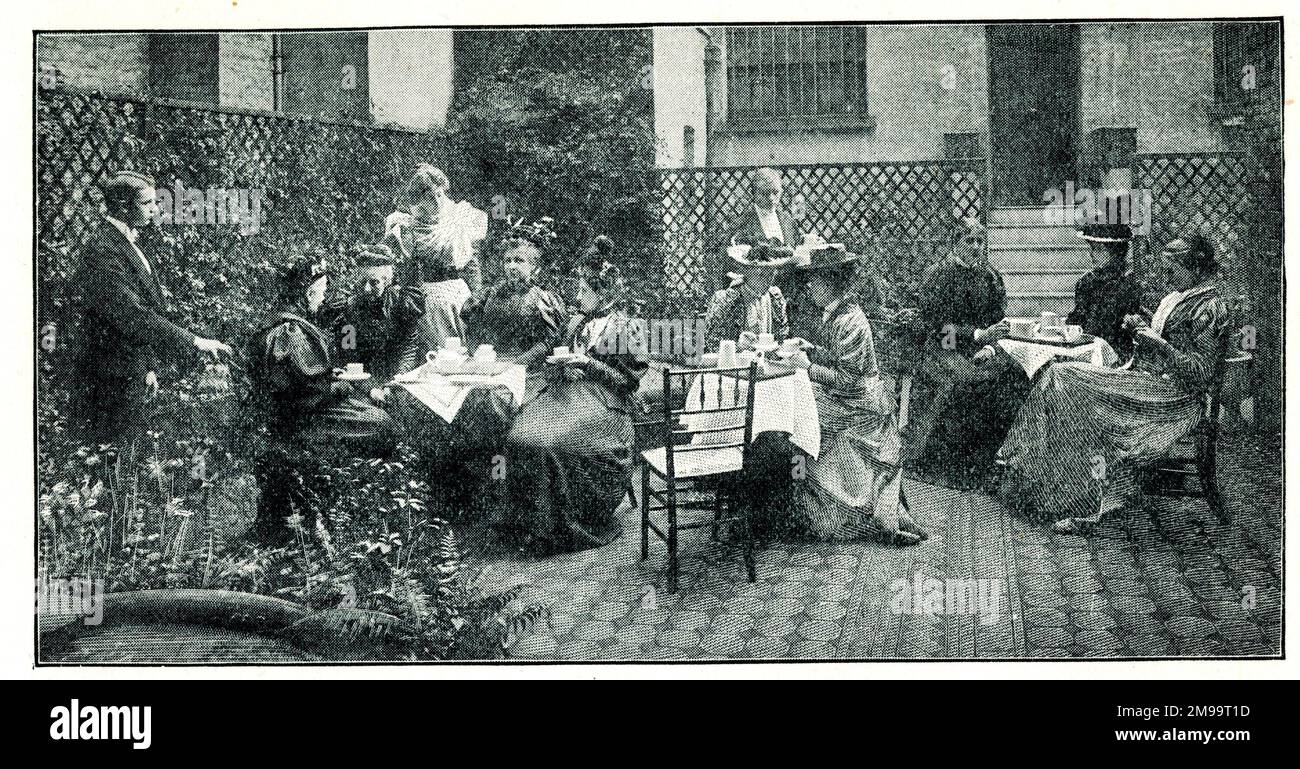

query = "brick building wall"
[37, 31, 451, 131]
[37, 33, 149, 94]
[219, 33, 276, 112]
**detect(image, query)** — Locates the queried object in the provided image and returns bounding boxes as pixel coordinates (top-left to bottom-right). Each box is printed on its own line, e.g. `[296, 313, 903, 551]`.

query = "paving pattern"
[466, 433, 1282, 660]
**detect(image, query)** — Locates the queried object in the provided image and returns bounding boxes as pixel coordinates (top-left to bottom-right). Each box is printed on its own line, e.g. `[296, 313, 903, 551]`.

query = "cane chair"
[1139, 296, 1251, 523]
[634, 361, 763, 593]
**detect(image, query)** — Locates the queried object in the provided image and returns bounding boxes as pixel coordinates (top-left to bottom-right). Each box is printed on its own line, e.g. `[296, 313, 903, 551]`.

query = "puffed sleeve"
[701, 288, 740, 350]
[808, 310, 876, 392]
[513, 288, 569, 370]
[264, 322, 329, 377]
[1164, 296, 1229, 393]
[585, 316, 648, 397]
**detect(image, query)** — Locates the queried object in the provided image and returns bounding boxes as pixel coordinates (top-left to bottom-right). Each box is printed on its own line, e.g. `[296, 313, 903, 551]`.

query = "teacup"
[444, 336, 465, 353]
[474, 344, 497, 363]
[718, 340, 737, 367]
[553, 345, 570, 359]
[756, 332, 776, 348]
[429, 349, 464, 367]
[1010, 319, 1035, 338]
[1039, 311, 1061, 331]
[1063, 324, 1084, 343]
[345, 362, 365, 376]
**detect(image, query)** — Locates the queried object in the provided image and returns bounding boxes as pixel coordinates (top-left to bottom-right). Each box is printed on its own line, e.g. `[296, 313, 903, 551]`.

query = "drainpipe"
[272, 34, 285, 112]
[699, 28, 722, 168]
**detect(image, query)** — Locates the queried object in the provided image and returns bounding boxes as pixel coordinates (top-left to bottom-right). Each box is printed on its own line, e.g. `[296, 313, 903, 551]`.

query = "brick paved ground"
[464, 432, 1281, 660]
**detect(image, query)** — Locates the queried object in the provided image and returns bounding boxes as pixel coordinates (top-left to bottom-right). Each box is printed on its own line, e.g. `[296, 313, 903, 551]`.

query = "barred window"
[725, 26, 870, 129]
[147, 33, 219, 105]
[1213, 22, 1278, 117]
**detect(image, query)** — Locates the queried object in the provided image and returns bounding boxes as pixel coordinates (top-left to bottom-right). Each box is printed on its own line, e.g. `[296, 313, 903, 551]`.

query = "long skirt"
[254, 390, 394, 538]
[292, 389, 396, 451]
[501, 377, 632, 555]
[794, 378, 907, 540]
[904, 348, 1030, 470]
[997, 361, 1203, 522]
[420, 279, 470, 351]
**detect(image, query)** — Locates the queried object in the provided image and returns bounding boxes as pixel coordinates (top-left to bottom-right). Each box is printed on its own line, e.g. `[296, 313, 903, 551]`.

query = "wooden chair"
[867, 314, 917, 430]
[1139, 297, 1252, 523]
[634, 362, 762, 593]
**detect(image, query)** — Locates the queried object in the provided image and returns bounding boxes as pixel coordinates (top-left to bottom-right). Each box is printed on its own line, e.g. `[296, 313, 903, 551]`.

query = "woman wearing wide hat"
[1068, 221, 1143, 350]
[701, 239, 792, 352]
[782, 247, 928, 545]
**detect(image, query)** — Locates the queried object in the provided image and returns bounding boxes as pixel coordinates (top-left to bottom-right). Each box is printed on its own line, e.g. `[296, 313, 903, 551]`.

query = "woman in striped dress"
[997, 234, 1231, 534]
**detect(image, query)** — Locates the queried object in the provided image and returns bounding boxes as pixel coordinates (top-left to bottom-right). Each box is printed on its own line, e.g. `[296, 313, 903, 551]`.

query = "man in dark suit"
[715, 167, 803, 291]
[70, 171, 232, 446]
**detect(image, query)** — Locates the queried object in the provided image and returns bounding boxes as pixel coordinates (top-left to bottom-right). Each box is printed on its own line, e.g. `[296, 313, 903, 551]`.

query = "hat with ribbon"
[792, 244, 858, 274]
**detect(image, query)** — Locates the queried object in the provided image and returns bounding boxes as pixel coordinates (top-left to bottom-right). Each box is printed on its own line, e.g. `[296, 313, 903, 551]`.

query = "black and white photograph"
[29, 10, 1284, 667]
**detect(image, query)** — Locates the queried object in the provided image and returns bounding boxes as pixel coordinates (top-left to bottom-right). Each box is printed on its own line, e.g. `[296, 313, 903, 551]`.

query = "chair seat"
[641, 445, 744, 479]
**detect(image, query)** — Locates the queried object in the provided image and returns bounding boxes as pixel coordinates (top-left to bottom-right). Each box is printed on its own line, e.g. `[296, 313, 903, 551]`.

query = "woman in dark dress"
[500, 236, 648, 555]
[998, 234, 1231, 535]
[247, 257, 395, 538]
[461, 218, 568, 375]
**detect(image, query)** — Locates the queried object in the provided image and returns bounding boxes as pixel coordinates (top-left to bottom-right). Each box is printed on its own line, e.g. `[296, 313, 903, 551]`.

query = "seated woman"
[782, 249, 927, 545]
[327, 244, 426, 389]
[701, 240, 791, 352]
[997, 233, 1230, 535]
[461, 218, 568, 375]
[385, 164, 484, 350]
[246, 256, 395, 537]
[699, 240, 800, 537]
[500, 236, 647, 555]
[390, 219, 568, 514]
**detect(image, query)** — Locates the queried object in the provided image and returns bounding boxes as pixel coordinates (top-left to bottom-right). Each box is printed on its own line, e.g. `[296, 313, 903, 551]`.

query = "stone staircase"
[988, 206, 1093, 318]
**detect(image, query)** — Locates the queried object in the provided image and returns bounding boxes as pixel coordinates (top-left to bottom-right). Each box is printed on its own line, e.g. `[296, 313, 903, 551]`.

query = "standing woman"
[384, 164, 486, 350]
[783, 249, 927, 545]
[501, 236, 647, 555]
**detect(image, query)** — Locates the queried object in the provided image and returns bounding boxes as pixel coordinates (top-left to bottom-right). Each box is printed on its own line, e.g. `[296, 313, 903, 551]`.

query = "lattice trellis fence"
[658, 160, 986, 315]
[37, 87, 444, 399]
[1130, 152, 1250, 299]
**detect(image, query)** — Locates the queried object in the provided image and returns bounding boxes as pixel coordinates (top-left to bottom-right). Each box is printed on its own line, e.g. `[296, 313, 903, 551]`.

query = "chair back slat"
[658, 361, 761, 475]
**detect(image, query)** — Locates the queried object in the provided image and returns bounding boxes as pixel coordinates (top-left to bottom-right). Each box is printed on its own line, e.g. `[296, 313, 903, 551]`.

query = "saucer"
[333, 368, 371, 382]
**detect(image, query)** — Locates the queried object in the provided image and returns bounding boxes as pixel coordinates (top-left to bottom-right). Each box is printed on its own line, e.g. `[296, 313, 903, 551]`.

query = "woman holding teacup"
[701, 240, 791, 352]
[384, 164, 485, 351]
[996, 233, 1231, 534]
[246, 256, 396, 539]
[781, 249, 928, 546]
[499, 236, 648, 555]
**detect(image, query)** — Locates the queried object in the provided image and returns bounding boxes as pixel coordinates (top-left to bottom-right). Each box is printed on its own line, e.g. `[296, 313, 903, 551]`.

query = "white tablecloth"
[681, 366, 822, 459]
[394, 364, 527, 423]
[997, 337, 1119, 379]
